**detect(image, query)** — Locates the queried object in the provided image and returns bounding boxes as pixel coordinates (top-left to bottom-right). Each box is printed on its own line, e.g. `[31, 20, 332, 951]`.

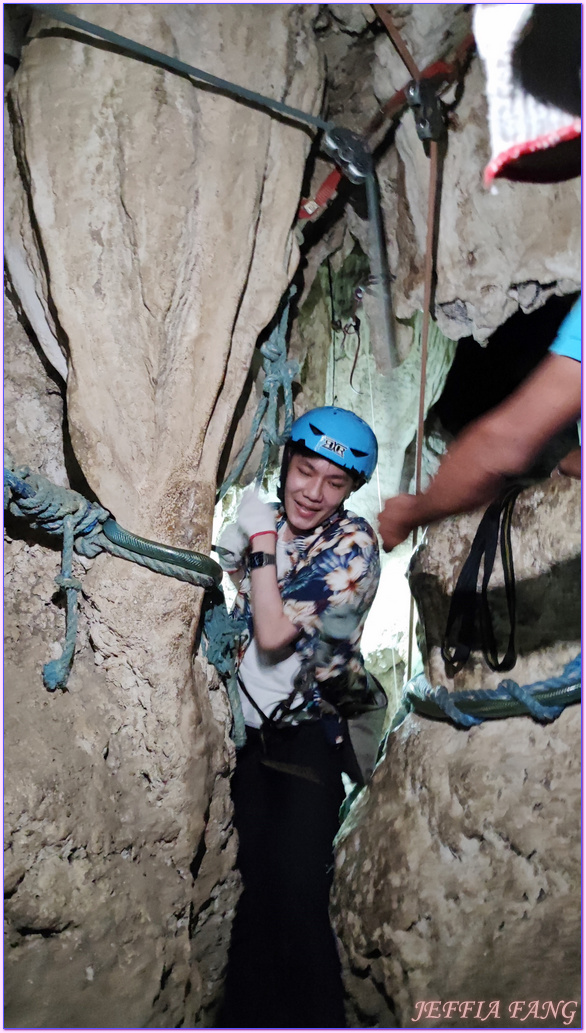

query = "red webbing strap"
[298, 168, 343, 219]
[297, 28, 475, 222]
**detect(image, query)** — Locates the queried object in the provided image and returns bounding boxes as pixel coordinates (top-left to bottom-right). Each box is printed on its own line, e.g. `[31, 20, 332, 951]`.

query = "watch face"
[249, 551, 276, 569]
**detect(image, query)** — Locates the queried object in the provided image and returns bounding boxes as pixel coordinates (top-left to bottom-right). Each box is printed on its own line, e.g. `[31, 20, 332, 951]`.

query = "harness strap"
[441, 485, 523, 676]
[237, 674, 323, 783]
[372, 4, 421, 80]
[237, 672, 301, 729]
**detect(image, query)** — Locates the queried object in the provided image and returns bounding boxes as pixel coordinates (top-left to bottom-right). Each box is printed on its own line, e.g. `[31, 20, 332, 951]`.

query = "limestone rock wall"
[333, 705, 580, 1029]
[4, 4, 582, 1028]
[4, 5, 321, 1027]
[332, 480, 581, 1028]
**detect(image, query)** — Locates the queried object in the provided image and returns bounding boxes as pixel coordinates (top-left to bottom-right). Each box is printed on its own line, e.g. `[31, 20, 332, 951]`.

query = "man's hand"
[236, 488, 277, 540]
[377, 494, 419, 552]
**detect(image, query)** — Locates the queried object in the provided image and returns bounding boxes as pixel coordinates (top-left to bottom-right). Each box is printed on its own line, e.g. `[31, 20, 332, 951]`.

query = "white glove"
[236, 488, 277, 540]
[215, 522, 249, 572]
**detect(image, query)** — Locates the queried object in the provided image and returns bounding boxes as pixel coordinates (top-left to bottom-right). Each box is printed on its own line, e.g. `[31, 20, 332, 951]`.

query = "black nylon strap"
[441, 485, 524, 677]
[236, 673, 302, 729]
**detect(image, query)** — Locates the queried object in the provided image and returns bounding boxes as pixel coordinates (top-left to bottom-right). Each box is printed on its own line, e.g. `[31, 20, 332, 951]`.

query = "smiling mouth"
[295, 501, 320, 517]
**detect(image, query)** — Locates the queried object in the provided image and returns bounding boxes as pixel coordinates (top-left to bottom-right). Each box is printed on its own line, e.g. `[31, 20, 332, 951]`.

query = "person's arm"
[236, 492, 300, 653]
[378, 352, 581, 551]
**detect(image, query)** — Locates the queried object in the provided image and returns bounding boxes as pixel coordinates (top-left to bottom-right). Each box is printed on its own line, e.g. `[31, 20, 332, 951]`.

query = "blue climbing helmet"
[284, 406, 378, 487]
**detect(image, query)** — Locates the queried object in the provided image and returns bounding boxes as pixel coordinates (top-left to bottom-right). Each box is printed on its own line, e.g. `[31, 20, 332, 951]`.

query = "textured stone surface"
[4, 292, 239, 1029]
[333, 705, 580, 1028]
[4, 4, 582, 1027]
[4, 5, 321, 1027]
[319, 6, 580, 346]
[5, 3, 321, 532]
[332, 477, 581, 1028]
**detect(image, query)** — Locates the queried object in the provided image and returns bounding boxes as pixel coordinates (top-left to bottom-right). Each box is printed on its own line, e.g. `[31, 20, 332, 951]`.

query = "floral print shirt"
[233, 504, 380, 712]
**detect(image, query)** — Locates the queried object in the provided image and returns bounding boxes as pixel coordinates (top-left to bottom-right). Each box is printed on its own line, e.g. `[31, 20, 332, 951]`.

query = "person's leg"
[218, 723, 347, 1029]
[216, 729, 284, 1028]
[267, 723, 347, 1029]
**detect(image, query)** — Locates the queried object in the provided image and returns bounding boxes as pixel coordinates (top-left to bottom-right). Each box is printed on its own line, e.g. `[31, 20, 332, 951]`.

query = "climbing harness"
[400, 653, 581, 728]
[5, 455, 223, 692]
[441, 485, 524, 677]
[217, 287, 299, 502]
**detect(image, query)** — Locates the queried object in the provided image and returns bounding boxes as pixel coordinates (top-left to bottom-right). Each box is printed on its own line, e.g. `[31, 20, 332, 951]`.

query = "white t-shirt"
[237, 535, 303, 728]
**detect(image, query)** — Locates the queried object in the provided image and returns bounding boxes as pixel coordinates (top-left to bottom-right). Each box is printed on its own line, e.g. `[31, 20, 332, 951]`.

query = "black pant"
[216, 722, 347, 1029]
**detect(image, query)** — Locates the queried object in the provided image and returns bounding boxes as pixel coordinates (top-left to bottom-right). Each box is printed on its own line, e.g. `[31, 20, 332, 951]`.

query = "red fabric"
[484, 119, 581, 185]
[298, 169, 342, 220]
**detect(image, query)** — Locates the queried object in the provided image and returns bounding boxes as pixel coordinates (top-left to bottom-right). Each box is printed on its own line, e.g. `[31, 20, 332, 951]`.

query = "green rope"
[401, 654, 581, 728]
[201, 588, 247, 747]
[43, 513, 83, 691]
[5, 455, 222, 692]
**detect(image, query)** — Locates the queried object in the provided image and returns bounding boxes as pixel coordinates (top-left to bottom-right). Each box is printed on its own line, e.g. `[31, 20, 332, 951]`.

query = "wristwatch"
[249, 551, 277, 570]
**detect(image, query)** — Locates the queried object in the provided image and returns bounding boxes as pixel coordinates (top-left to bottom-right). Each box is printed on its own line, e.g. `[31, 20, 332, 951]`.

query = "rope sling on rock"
[399, 653, 581, 728]
[398, 486, 581, 729]
[4, 455, 223, 692]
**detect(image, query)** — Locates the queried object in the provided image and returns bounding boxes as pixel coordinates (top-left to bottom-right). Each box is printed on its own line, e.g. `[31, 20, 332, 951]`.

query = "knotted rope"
[5, 454, 222, 692]
[403, 654, 581, 728]
[218, 286, 299, 501]
[201, 589, 247, 747]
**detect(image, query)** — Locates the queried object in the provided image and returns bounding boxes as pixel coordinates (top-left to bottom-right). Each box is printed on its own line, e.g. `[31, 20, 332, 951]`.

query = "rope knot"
[55, 574, 83, 593]
[499, 678, 563, 722]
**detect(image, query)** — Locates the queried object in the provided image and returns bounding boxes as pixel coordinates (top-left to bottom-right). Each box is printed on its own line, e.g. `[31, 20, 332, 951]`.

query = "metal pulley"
[323, 127, 373, 183]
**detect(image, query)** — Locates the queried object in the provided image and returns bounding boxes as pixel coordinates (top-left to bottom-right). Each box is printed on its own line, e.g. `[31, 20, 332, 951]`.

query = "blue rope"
[217, 287, 299, 501]
[498, 679, 564, 722]
[4, 460, 108, 692]
[430, 683, 482, 728]
[5, 457, 223, 692]
[43, 514, 83, 692]
[405, 654, 581, 728]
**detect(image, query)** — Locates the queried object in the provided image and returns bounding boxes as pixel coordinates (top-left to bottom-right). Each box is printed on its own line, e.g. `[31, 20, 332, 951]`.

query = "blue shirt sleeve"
[549, 298, 582, 362]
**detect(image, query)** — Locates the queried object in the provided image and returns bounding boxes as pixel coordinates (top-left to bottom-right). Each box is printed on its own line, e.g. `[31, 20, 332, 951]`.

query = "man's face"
[284, 452, 354, 534]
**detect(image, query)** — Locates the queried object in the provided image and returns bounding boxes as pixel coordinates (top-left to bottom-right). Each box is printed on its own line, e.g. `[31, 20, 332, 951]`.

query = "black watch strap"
[249, 551, 277, 570]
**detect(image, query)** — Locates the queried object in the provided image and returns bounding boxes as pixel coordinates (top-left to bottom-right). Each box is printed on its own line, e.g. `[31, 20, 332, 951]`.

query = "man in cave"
[215, 406, 382, 1028]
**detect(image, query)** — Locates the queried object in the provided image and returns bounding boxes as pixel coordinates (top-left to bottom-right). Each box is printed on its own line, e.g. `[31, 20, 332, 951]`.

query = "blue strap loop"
[498, 680, 563, 722]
